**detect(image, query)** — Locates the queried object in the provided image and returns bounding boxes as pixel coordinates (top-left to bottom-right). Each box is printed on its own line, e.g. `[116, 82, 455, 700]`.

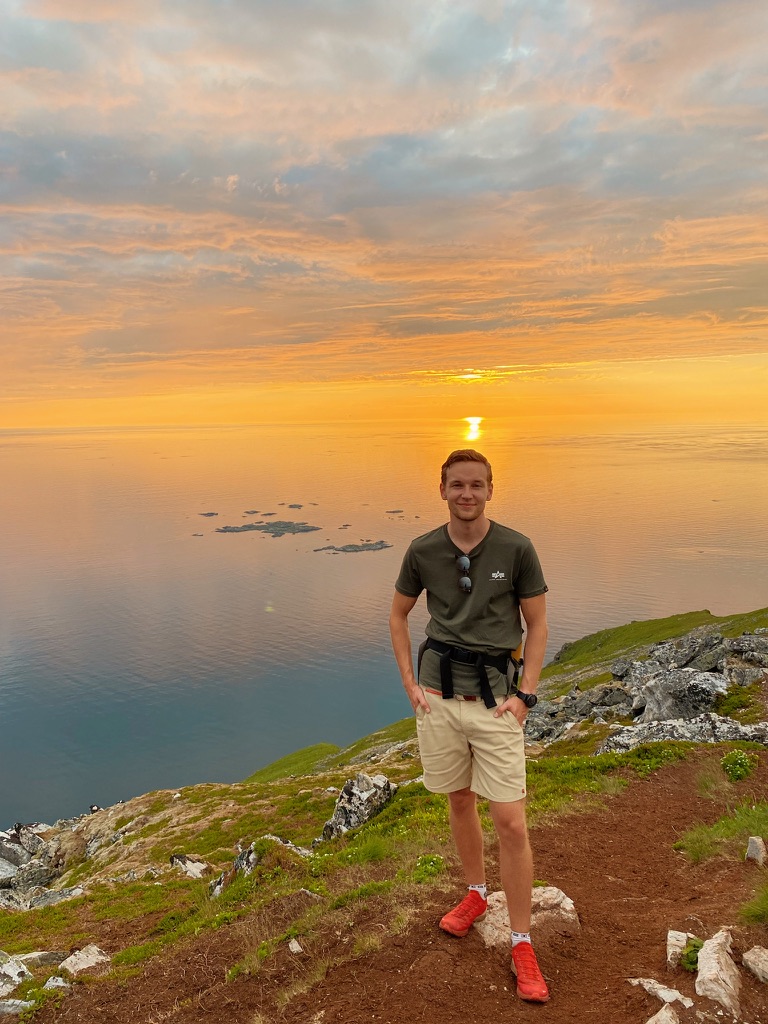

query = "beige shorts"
[415, 686, 527, 803]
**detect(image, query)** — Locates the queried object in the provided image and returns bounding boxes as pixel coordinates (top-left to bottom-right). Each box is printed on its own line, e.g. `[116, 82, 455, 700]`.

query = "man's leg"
[438, 787, 488, 936]
[447, 787, 485, 883]
[488, 798, 532, 931]
[489, 798, 549, 1002]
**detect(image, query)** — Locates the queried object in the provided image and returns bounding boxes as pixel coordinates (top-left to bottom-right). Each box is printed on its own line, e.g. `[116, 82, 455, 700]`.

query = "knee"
[494, 814, 529, 850]
[448, 788, 476, 816]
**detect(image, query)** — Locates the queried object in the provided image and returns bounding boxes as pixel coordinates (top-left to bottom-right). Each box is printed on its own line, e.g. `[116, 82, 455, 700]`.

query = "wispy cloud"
[1, 0, 767, 422]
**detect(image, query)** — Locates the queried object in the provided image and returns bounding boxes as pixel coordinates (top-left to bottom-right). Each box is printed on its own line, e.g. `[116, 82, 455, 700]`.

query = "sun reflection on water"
[464, 417, 483, 441]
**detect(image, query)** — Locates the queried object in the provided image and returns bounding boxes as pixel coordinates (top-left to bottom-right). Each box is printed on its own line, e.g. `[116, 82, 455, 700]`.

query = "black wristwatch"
[513, 689, 538, 708]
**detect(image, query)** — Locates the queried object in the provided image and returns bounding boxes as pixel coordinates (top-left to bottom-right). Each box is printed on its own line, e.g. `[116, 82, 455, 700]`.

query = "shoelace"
[512, 943, 544, 980]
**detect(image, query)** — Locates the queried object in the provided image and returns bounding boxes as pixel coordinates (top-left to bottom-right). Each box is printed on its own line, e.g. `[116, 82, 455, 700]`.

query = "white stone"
[628, 978, 694, 1008]
[0, 1000, 36, 1015]
[17, 951, 66, 968]
[0, 954, 32, 999]
[666, 930, 690, 968]
[474, 887, 580, 948]
[59, 944, 111, 976]
[745, 836, 767, 866]
[646, 1005, 681, 1024]
[742, 945, 768, 984]
[43, 976, 71, 991]
[288, 938, 304, 954]
[695, 928, 741, 1016]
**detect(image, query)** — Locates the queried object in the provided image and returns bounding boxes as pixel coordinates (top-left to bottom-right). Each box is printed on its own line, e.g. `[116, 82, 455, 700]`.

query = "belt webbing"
[421, 638, 514, 710]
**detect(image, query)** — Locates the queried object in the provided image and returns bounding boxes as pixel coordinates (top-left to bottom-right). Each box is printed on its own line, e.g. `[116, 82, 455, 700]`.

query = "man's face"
[440, 460, 493, 522]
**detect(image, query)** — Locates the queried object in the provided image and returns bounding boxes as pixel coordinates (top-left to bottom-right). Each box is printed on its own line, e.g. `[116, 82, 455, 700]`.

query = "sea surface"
[1, 419, 767, 828]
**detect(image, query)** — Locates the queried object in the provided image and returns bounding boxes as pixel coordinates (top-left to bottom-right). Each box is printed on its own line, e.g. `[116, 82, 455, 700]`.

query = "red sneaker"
[511, 942, 550, 1002]
[439, 890, 487, 937]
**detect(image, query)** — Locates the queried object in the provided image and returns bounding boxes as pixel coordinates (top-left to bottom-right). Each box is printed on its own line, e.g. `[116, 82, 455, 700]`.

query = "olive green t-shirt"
[395, 521, 547, 695]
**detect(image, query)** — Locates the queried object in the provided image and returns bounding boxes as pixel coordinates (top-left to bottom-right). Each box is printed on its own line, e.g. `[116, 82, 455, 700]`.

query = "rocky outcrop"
[695, 927, 741, 1015]
[320, 772, 398, 842]
[596, 713, 768, 753]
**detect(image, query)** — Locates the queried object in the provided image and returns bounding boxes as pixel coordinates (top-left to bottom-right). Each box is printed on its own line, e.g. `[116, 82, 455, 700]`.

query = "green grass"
[741, 883, 768, 924]
[542, 606, 768, 678]
[244, 743, 342, 783]
[713, 683, 765, 724]
[674, 801, 768, 863]
[323, 718, 417, 767]
[329, 880, 393, 909]
[537, 723, 613, 758]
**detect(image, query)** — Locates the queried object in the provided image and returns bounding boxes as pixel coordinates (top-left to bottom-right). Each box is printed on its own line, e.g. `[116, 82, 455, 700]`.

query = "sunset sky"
[2, 0, 767, 429]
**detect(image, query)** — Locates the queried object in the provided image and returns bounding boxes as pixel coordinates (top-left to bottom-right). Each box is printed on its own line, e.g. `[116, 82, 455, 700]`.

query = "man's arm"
[389, 591, 430, 714]
[493, 592, 548, 724]
[518, 593, 548, 695]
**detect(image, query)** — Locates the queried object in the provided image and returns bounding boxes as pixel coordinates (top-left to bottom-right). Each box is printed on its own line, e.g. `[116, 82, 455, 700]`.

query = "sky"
[2, 0, 767, 429]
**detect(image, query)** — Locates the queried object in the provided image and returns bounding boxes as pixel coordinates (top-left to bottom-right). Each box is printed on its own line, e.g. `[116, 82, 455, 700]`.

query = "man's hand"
[405, 681, 431, 715]
[493, 694, 527, 727]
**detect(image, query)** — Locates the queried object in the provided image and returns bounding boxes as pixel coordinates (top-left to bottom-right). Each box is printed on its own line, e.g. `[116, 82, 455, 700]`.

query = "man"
[389, 448, 550, 1003]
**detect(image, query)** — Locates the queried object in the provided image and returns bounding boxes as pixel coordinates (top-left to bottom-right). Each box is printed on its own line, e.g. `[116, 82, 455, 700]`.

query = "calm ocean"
[1, 420, 767, 828]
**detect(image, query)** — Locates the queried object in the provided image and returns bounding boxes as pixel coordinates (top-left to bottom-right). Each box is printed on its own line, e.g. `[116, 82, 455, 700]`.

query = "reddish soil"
[36, 749, 768, 1024]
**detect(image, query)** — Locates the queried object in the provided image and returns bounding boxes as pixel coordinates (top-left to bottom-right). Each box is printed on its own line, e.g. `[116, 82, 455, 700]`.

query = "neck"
[447, 515, 491, 553]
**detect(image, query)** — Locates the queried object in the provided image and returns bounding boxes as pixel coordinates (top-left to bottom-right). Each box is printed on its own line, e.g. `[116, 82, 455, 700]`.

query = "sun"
[464, 417, 483, 441]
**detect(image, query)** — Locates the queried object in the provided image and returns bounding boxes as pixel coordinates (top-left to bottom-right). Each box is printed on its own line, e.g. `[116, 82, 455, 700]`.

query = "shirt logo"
[490, 571, 507, 580]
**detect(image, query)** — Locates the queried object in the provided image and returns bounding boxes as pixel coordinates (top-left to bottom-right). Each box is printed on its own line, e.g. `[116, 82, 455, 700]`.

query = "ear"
[487, 482, 493, 501]
[439, 480, 447, 500]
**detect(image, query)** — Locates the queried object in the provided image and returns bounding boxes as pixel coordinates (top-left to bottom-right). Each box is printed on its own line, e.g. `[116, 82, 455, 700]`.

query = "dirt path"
[38, 749, 768, 1024]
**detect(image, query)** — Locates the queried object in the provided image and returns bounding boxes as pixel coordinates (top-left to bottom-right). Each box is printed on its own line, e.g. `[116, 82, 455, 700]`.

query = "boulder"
[597, 714, 768, 753]
[0, 953, 32, 999]
[17, 952, 66, 969]
[320, 773, 398, 842]
[745, 836, 767, 866]
[209, 842, 260, 898]
[59, 944, 111, 977]
[637, 669, 728, 724]
[170, 854, 213, 879]
[695, 927, 741, 1016]
[0, 863, 17, 889]
[43, 976, 71, 991]
[27, 886, 84, 910]
[645, 1005, 681, 1024]
[0, 1000, 36, 1015]
[742, 946, 768, 984]
[474, 887, 580, 948]
[627, 978, 693, 1008]
[665, 930, 697, 969]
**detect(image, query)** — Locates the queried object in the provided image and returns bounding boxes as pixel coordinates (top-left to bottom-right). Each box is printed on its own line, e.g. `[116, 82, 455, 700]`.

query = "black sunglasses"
[456, 554, 472, 593]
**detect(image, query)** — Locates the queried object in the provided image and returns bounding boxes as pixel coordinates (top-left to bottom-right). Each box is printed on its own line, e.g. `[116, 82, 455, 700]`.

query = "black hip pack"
[417, 637, 520, 710]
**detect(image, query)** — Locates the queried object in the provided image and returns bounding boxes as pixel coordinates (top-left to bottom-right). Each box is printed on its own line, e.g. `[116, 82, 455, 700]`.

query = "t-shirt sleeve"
[395, 545, 424, 597]
[516, 539, 548, 598]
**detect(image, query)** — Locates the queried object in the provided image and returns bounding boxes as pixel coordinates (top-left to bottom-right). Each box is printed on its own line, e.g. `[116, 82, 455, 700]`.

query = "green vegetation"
[679, 936, 704, 972]
[244, 743, 341, 783]
[542, 606, 768, 679]
[741, 883, 768, 925]
[674, 801, 768, 863]
[412, 854, 445, 882]
[538, 723, 613, 758]
[720, 749, 759, 783]
[713, 683, 765, 724]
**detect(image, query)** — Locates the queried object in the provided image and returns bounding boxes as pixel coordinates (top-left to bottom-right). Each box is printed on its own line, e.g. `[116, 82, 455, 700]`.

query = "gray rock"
[645, 1006, 681, 1024]
[27, 886, 84, 910]
[723, 661, 766, 687]
[638, 669, 728, 724]
[742, 945, 768, 984]
[611, 658, 632, 679]
[320, 773, 398, 842]
[169, 854, 213, 879]
[59, 944, 111, 976]
[627, 978, 693, 1008]
[649, 633, 723, 669]
[597, 713, 768, 753]
[0, 1000, 36, 1015]
[0, 840, 30, 869]
[10, 860, 56, 891]
[695, 928, 741, 1016]
[745, 836, 767, 867]
[260, 835, 312, 859]
[209, 842, 260, 898]
[17, 951, 67, 968]
[0, 952, 32, 999]
[474, 887, 580, 947]
[0, 862, 17, 888]
[43, 976, 71, 991]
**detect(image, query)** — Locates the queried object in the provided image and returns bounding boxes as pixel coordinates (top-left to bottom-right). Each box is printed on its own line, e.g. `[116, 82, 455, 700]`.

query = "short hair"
[441, 449, 493, 486]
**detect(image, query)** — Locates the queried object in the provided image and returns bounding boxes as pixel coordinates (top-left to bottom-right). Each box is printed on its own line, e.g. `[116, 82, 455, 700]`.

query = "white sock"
[468, 883, 487, 901]
[511, 930, 531, 947]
